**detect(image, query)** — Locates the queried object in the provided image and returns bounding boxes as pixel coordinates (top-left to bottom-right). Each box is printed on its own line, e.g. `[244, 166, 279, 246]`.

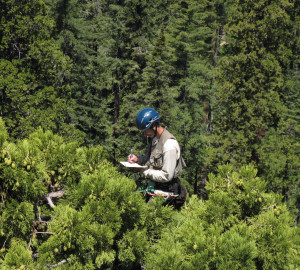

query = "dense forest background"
[0, 0, 299, 269]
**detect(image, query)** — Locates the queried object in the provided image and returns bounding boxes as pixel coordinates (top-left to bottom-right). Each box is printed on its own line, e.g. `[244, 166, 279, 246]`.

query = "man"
[128, 108, 186, 208]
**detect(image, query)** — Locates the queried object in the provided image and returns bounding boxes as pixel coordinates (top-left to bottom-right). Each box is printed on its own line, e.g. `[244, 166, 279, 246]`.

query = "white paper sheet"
[120, 161, 148, 169]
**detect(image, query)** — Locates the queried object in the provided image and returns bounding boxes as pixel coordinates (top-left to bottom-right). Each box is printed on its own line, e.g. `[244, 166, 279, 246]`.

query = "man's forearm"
[143, 168, 170, 183]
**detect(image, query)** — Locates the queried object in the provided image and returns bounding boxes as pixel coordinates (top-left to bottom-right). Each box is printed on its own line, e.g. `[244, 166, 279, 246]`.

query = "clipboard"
[120, 161, 148, 169]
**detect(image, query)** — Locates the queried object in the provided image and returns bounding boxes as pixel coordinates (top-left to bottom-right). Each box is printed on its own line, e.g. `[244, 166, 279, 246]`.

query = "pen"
[130, 149, 133, 159]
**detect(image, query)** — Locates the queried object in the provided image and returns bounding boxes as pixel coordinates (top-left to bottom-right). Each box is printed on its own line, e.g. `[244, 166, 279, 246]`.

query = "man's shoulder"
[162, 128, 175, 139]
[164, 138, 179, 151]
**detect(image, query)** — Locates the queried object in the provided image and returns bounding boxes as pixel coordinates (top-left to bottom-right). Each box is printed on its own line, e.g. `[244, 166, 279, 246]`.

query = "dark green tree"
[210, 0, 296, 167]
[0, 0, 77, 140]
[46, 0, 116, 147]
[207, 0, 300, 222]
[256, 0, 300, 219]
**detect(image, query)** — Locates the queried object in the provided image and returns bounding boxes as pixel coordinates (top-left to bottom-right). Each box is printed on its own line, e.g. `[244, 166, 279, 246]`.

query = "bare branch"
[42, 190, 65, 208]
[46, 196, 55, 208]
[47, 190, 65, 198]
[262, 204, 277, 211]
[46, 258, 69, 268]
[227, 176, 231, 187]
[1, 237, 8, 249]
[34, 231, 54, 235]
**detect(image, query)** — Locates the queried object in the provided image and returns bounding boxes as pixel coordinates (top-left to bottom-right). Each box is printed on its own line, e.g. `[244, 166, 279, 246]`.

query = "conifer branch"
[28, 231, 55, 249]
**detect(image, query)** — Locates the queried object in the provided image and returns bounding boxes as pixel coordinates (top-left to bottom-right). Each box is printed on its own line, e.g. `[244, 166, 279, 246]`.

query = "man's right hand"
[128, 154, 138, 164]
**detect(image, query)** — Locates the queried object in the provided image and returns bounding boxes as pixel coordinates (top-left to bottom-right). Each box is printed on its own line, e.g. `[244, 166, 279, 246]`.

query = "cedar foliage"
[0, 118, 174, 269]
[145, 165, 300, 270]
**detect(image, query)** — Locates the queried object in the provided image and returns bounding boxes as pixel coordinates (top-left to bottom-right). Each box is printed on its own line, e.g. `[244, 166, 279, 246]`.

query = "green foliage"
[257, 123, 300, 189]
[1, 238, 34, 270]
[117, 228, 148, 268]
[257, 119, 300, 221]
[211, 0, 295, 167]
[0, 119, 8, 147]
[206, 164, 269, 220]
[249, 207, 299, 269]
[145, 164, 299, 269]
[1, 200, 34, 238]
[37, 203, 118, 269]
[0, 117, 175, 269]
[0, 0, 78, 140]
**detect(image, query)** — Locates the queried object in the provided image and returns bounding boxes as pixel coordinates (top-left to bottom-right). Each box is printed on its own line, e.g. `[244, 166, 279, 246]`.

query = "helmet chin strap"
[151, 122, 158, 138]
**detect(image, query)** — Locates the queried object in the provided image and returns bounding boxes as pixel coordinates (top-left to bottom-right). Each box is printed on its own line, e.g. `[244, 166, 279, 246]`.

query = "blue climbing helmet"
[136, 108, 160, 130]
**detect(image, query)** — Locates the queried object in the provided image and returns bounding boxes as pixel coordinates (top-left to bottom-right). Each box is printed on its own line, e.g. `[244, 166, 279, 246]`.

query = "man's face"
[141, 127, 155, 138]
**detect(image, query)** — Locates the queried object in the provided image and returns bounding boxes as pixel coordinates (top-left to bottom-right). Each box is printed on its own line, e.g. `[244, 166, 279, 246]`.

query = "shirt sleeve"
[142, 139, 180, 183]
